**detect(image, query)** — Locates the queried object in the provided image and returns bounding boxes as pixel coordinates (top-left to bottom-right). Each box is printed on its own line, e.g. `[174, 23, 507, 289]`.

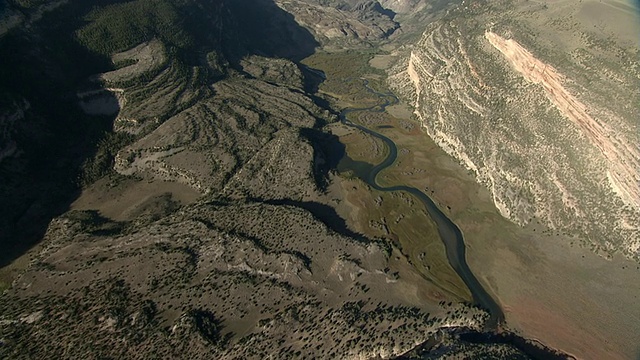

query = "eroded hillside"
[1, 200, 491, 358]
[4, 0, 635, 358]
[484, 31, 639, 208]
[389, 0, 640, 259]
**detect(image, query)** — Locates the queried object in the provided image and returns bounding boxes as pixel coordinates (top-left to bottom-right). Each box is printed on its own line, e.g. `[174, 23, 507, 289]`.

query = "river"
[337, 80, 504, 330]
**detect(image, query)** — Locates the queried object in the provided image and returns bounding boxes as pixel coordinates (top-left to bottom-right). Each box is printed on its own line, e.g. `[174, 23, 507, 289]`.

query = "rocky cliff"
[389, 0, 640, 259]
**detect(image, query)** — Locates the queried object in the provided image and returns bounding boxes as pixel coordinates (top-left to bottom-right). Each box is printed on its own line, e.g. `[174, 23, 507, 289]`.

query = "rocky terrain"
[389, 0, 640, 259]
[1, 0, 638, 358]
[0, 0, 523, 358]
[274, 0, 399, 49]
[484, 30, 640, 208]
[0, 200, 491, 358]
[110, 55, 326, 197]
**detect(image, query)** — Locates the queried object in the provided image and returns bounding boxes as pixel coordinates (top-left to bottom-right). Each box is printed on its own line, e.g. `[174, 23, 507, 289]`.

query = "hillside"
[383, 0, 640, 358]
[389, 0, 640, 259]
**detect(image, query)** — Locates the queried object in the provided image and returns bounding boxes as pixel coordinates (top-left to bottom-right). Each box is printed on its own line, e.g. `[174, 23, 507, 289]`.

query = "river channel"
[337, 80, 504, 330]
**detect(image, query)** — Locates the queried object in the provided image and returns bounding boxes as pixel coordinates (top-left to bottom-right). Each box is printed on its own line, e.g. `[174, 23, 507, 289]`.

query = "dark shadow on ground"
[299, 128, 346, 192]
[0, 8, 118, 267]
[299, 65, 326, 95]
[251, 198, 370, 243]
[223, 0, 318, 62]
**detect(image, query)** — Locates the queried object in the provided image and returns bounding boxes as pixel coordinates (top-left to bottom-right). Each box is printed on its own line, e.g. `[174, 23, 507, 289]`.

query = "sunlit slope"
[390, 0, 640, 259]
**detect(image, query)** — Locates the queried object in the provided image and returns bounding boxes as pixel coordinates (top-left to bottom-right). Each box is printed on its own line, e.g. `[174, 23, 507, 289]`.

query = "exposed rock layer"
[390, 1, 640, 258]
[485, 31, 640, 208]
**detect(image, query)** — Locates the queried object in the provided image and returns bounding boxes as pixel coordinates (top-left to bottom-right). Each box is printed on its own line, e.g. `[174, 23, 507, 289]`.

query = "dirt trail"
[485, 31, 639, 207]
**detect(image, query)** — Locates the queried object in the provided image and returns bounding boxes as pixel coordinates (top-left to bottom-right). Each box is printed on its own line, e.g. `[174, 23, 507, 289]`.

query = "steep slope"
[4, 0, 623, 358]
[0, 0, 320, 264]
[111, 62, 325, 197]
[389, 0, 640, 259]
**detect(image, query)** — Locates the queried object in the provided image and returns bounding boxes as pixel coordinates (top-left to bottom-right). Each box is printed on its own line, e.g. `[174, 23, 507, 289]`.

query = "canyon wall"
[389, 0, 640, 259]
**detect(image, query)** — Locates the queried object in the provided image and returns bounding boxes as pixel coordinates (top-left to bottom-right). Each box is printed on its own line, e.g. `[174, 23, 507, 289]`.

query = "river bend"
[338, 80, 504, 329]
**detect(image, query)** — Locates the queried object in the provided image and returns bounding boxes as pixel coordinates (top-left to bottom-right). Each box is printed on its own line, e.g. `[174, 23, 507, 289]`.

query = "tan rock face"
[485, 31, 640, 208]
[389, 5, 640, 257]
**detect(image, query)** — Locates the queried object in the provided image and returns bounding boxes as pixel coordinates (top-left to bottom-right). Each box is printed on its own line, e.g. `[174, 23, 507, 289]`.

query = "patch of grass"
[0, 249, 33, 292]
[302, 50, 387, 105]
[0, 280, 9, 293]
[338, 175, 471, 301]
